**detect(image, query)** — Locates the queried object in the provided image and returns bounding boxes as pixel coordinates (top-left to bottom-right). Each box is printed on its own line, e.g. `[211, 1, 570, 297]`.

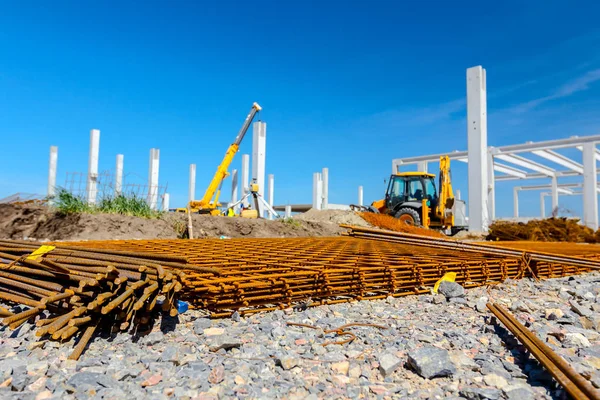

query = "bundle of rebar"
[0, 240, 195, 360]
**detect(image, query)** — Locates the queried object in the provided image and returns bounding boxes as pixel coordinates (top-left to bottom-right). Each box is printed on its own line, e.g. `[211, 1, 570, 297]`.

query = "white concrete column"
[466, 66, 489, 232]
[487, 150, 495, 221]
[417, 161, 428, 173]
[583, 142, 598, 229]
[189, 164, 196, 203]
[267, 174, 274, 220]
[358, 186, 364, 206]
[551, 175, 559, 213]
[540, 192, 546, 218]
[241, 154, 250, 206]
[48, 146, 58, 198]
[162, 193, 170, 212]
[312, 173, 322, 210]
[252, 122, 267, 216]
[513, 187, 519, 218]
[455, 189, 461, 201]
[322, 168, 329, 210]
[285, 205, 292, 218]
[86, 129, 100, 205]
[115, 154, 124, 197]
[147, 148, 160, 210]
[231, 169, 238, 209]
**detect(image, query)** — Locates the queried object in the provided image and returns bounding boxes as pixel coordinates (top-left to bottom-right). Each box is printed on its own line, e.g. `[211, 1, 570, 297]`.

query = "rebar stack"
[0, 240, 191, 360]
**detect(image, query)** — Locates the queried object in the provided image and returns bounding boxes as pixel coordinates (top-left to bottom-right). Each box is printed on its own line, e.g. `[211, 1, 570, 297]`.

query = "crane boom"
[189, 102, 262, 213]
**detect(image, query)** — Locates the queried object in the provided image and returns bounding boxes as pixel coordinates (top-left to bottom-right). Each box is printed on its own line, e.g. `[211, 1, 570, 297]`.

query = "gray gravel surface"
[2, 272, 600, 399]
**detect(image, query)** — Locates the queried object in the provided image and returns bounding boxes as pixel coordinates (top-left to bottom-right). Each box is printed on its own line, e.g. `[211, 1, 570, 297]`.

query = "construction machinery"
[356, 156, 467, 234]
[177, 102, 261, 214]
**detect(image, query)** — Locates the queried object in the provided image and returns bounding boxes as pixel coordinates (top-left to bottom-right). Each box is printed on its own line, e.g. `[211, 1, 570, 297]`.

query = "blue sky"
[1, 1, 600, 218]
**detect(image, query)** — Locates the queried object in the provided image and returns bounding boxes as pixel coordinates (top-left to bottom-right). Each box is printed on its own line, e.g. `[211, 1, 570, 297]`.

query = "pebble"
[438, 281, 465, 299]
[407, 346, 456, 379]
[378, 353, 402, 377]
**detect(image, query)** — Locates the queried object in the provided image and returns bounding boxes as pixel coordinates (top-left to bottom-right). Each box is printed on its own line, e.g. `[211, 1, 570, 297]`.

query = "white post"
[267, 173, 274, 220]
[583, 142, 598, 229]
[358, 186, 364, 206]
[455, 189, 461, 201]
[466, 66, 489, 232]
[252, 122, 267, 216]
[189, 164, 196, 203]
[86, 129, 100, 205]
[551, 175, 559, 214]
[48, 146, 58, 198]
[417, 161, 428, 173]
[115, 154, 124, 197]
[540, 192, 545, 218]
[163, 193, 170, 212]
[147, 148, 160, 210]
[285, 205, 292, 218]
[392, 160, 399, 174]
[513, 187, 519, 218]
[241, 154, 250, 207]
[322, 168, 329, 210]
[231, 169, 238, 210]
[487, 150, 495, 221]
[312, 173, 322, 210]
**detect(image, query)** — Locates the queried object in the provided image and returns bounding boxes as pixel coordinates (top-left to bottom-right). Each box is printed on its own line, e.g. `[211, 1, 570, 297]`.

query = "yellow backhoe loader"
[176, 102, 261, 215]
[355, 156, 467, 234]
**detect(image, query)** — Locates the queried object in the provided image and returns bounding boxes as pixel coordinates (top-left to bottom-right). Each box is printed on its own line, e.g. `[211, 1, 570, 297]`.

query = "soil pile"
[487, 218, 599, 243]
[359, 212, 446, 238]
[294, 209, 371, 227]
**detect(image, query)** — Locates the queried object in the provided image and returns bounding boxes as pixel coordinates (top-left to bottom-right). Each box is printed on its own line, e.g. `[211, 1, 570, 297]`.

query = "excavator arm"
[436, 155, 455, 226]
[189, 102, 262, 213]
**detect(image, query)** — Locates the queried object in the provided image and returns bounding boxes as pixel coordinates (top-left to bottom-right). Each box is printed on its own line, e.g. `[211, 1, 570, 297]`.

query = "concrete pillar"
[466, 66, 489, 232]
[163, 193, 170, 212]
[285, 205, 292, 218]
[48, 146, 58, 198]
[551, 175, 559, 213]
[358, 186, 364, 206]
[241, 154, 250, 206]
[252, 122, 267, 216]
[540, 192, 545, 218]
[392, 160, 399, 174]
[513, 187, 519, 218]
[147, 148, 160, 210]
[312, 173, 322, 210]
[322, 168, 329, 210]
[583, 142, 598, 229]
[417, 161, 428, 173]
[115, 154, 124, 197]
[231, 169, 238, 209]
[455, 189, 461, 201]
[268, 174, 274, 220]
[86, 129, 100, 205]
[188, 164, 196, 203]
[487, 151, 495, 221]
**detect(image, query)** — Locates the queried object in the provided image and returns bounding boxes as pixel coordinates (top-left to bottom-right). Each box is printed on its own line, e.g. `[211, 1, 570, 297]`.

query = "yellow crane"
[177, 102, 262, 215]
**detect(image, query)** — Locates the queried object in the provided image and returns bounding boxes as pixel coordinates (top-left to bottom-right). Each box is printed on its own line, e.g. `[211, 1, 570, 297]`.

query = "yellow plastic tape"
[26, 245, 56, 261]
[433, 272, 457, 294]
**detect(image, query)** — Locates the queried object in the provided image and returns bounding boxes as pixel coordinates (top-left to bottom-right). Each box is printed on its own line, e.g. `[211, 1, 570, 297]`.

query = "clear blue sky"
[2, 1, 600, 218]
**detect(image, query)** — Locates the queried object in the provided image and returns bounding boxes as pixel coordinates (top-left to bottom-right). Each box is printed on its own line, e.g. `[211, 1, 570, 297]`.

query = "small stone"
[234, 375, 246, 385]
[370, 385, 388, 396]
[407, 346, 456, 379]
[570, 299, 592, 317]
[208, 335, 242, 352]
[277, 355, 299, 370]
[460, 387, 501, 400]
[580, 317, 594, 330]
[203, 327, 225, 336]
[141, 373, 162, 387]
[193, 318, 211, 334]
[438, 281, 465, 299]
[208, 366, 224, 384]
[483, 373, 509, 389]
[143, 331, 164, 345]
[331, 361, 350, 375]
[432, 294, 446, 304]
[476, 297, 488, 313]
[545, 308, 564, 320]
[160, 345, 180, 364]
[27, 377, 46, 392]
[504, 387, 535, 400]
[349, 365, 361, 379]
[563, 332, 591, 348]
[378, 353, 402, 377]
[231, 311, 240, 322]
[35, 391, 53, 400]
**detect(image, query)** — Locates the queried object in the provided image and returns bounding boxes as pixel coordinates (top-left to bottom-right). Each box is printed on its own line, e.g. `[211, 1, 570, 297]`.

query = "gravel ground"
[2, 272, 600, 399]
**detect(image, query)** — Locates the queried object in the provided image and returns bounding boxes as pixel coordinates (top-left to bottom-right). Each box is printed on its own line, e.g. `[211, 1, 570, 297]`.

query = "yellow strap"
[433, 272, 457, 293]
[26, 245, 56, 260]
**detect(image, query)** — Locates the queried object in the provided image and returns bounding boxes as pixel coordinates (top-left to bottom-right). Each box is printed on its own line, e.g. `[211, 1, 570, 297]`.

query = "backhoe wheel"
[394, 207, 421, 226]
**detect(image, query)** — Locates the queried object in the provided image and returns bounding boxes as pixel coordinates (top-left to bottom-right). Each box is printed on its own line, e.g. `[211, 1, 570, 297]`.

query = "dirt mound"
[294, 209, 371, 227]
[0, 204, 344, 241]
[359, 212, 446, 238]
[487, 218, 598, 243]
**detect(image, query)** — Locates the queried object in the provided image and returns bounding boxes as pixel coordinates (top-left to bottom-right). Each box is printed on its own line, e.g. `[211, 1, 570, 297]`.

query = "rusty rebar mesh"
[56, 230, 600, 318]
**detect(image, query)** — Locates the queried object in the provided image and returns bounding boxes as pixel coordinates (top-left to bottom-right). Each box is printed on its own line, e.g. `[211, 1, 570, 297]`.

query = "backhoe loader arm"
[437, 155, 455, 226]
[190, 102, 262, 210]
